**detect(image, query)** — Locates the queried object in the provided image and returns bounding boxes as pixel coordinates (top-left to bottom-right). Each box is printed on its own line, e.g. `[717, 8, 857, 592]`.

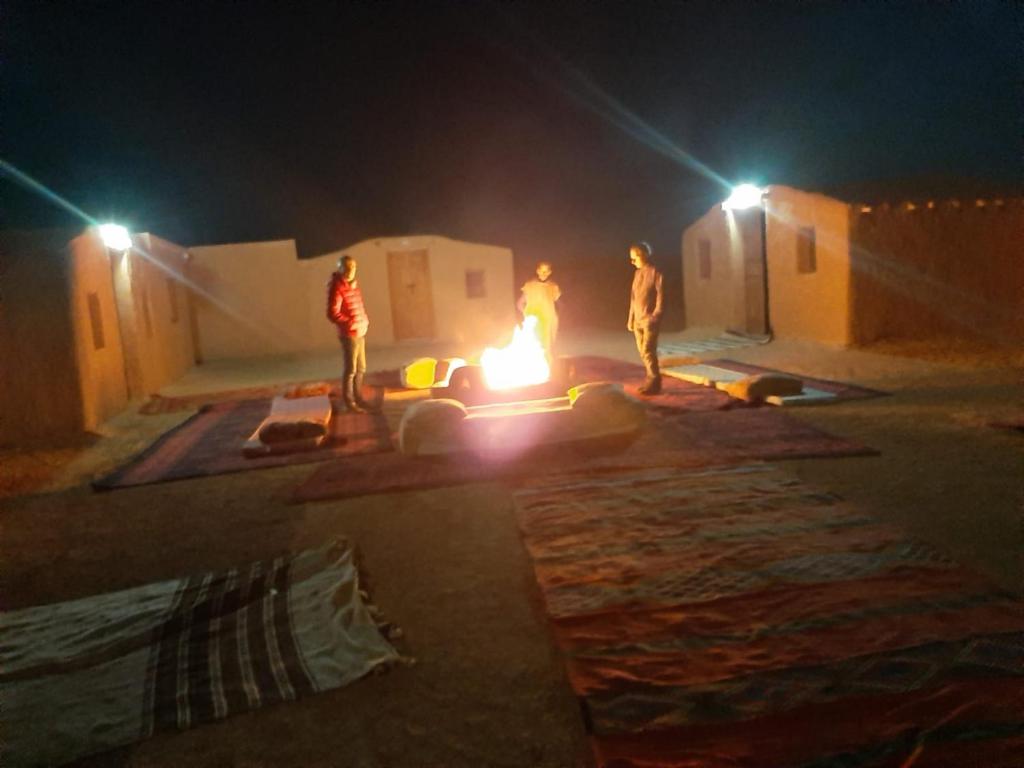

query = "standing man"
[627, 241, 664, 395]
[327, 254, 373, 413]
[517, 260, 561, 363]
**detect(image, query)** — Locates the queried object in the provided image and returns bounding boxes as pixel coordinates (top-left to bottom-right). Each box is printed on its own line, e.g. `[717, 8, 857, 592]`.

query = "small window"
[141, 286, 153, 338]
[167, 278, 179, 324]
[797, 227, 817, 273]
[87, 292, 105, 350]
[466, 269, 486, 299]
[698, 239, 712, 280]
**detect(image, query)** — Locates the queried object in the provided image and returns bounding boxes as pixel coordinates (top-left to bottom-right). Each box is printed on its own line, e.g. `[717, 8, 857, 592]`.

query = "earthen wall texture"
[681, 206, 740, 331]
[187, 236, 516, 360]
[127, 234, 195, 394]
[326, 235, 516, 348]
[764, 187, 853, 346]
[0, 231, 85, 442]
[848, 200, 1024, 344]
[186, 240, 309, 360]
[67, 232, 130, 431]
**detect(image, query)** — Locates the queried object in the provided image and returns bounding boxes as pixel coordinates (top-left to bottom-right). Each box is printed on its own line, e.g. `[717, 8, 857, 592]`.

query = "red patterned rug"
[512, 464, 1024, 767]
[570, 355, 747, 411]
[292, 407, 876, 503]
[139, 374, 397, 415]
[706, 359, 888, 401]
[96, 399, 392, 489]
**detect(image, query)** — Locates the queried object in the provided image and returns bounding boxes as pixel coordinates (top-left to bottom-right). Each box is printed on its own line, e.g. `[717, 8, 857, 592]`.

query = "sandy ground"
[1, 328, 1022, 767]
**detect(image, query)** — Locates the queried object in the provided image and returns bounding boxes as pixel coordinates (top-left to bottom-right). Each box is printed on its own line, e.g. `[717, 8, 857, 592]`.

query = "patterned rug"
[512, 465, 1024, 767]
[570, 356, 750, 412]
[292, 407, 875, 503]
[0, 541, 399, 768]
[95, 399, 393, 490]
[139, 375, 397, 415]
[658, 332, 769, 358]
[706, 359, 888, 401]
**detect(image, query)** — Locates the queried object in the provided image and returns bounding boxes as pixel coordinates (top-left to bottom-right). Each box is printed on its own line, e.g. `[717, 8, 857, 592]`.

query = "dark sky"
[2, 1, 1020, 322]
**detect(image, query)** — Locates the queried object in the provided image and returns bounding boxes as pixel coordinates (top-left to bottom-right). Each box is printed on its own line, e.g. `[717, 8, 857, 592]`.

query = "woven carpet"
[658, 331, 769, 358]
[512, 465, 1024, 767]
[706, 359, 888, 401]
[139, 375, 396, 415]
[95, 399, 392, 490]
[570, 355, 748, 412]
[292, 406, 876, 503]
[0, 541, 399, 768]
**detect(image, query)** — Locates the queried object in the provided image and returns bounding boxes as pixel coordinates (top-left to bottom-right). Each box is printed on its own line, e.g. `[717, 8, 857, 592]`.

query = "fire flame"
[480, 315, 551, 390]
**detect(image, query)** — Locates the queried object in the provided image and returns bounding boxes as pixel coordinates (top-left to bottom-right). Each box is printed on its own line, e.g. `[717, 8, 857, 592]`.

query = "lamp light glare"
[722, 184, 764, 211]
[98, 223, 132, 251]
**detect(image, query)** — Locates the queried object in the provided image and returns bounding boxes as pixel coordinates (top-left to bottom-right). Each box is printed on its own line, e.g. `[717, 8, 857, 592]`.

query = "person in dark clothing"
[326, 255, 374, 413]
[627, 241, 664, 395]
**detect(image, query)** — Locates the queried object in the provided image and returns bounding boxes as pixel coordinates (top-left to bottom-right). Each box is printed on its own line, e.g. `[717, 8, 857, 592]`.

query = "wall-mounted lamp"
[98, 223, 132, 251]
[722, 184, 765, 211]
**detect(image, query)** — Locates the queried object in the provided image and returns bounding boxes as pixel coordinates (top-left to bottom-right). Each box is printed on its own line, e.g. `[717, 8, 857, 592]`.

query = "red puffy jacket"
[326, 272, 369, 338]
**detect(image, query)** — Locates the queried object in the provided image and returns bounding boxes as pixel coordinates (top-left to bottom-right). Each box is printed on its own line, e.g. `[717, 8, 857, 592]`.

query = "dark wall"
[0, 231, 83, 442]
[848, 199, 1024, 345]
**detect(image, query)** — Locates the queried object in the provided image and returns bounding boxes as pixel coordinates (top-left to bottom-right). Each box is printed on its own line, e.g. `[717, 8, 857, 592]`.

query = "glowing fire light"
[480, 316, 551, 390]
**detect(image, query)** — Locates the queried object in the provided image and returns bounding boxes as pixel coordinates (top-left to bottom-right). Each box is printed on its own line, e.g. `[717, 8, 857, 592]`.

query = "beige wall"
[682, 186, 853, 345]
[326, 235, 516, 348]
[126, 234, 195, 395]
[848, 198, 1024, 344]
[681, 204, 755, 331]
[186, 240, 313, 360]
[187, 235, 516, 360]
[1, 228, 200, 443]
[67, 230, 130, 431]
[0, 231, 86, 442]
[763, 186, 853, 346]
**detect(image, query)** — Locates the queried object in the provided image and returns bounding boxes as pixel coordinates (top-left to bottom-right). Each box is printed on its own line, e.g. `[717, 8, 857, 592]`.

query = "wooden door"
[387, 250, 436, 340]
[729, 209, 769, 336]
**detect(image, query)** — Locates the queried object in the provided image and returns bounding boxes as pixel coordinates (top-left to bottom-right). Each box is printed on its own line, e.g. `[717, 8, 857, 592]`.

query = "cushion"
[257, 395, 332, 445]
[570, 382, 646, 432]
[401, 357, 439, 389]
[721, 373, 803, 402]
[398, 398, 468, 455]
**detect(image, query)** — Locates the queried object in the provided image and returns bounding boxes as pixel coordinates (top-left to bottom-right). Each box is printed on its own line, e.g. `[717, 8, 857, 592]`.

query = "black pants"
[340, 335, 367, 403]
[633, 323, 661, 383]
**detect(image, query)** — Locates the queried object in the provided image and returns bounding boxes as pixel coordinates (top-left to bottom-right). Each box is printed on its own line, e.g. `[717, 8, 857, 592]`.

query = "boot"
[342, 376, 366, 413]
[353, 372, 379, 412]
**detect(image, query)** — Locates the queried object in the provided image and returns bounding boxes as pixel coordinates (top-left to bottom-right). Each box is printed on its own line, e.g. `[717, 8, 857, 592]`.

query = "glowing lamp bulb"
[98, 223, 132, 251]
[722, 184, 764, 211]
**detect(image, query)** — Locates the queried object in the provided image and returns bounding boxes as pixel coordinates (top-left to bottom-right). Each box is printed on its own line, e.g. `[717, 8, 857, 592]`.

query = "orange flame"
[479, 316, 551, 390]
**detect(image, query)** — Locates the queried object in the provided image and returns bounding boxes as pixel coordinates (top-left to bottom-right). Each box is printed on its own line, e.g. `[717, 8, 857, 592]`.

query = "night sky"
[3, 1, 1020, 325]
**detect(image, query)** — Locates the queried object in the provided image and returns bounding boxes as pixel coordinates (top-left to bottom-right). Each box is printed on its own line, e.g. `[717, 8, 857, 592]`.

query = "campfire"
[479, 315, 550, 390]
[435, 317, 569, 406]
[400, 318, 645, 457]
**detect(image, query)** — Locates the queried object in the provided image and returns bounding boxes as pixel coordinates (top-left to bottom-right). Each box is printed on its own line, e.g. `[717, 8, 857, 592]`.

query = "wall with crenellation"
[847, 198, 1024, 345]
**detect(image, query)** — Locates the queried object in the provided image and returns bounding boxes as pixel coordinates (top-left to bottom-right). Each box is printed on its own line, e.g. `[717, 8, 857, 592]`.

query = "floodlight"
[722, 184, 764, 211]
[98, 223, 132, 251]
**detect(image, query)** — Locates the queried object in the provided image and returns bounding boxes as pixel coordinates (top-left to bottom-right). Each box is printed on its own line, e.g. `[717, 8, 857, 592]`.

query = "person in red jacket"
[326, 254, 374, 412]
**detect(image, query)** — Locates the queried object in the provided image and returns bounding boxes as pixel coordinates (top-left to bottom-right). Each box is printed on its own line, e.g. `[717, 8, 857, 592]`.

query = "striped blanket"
[513, 465, 1024, 767]
[1, 542, 399, 768]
